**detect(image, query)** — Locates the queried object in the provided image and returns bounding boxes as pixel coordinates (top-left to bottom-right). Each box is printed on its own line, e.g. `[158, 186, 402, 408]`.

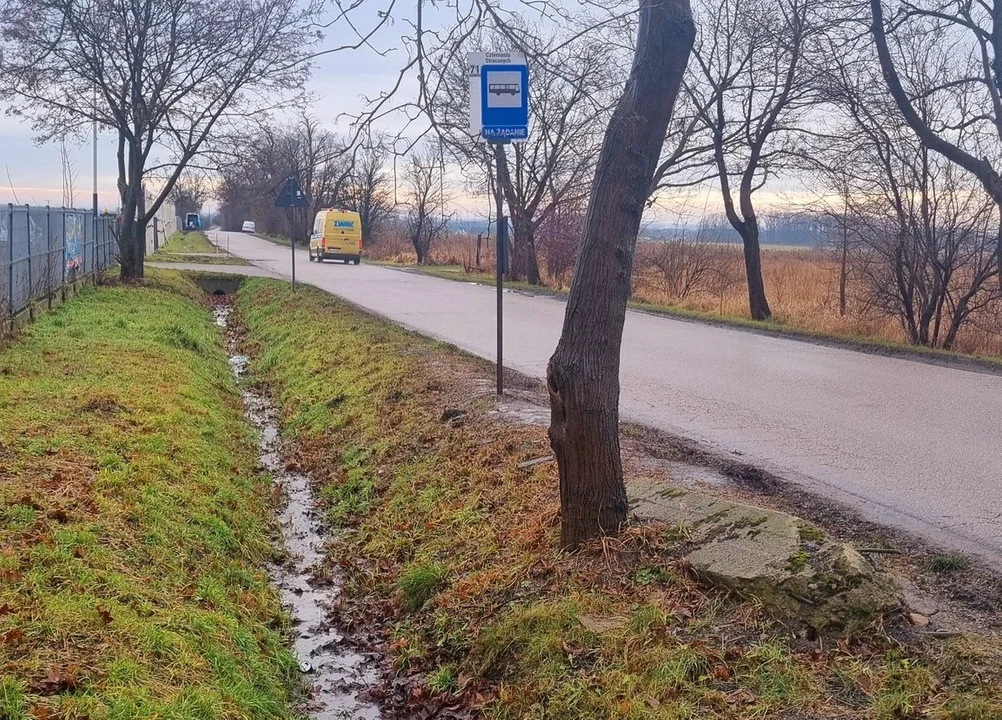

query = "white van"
[241, 220, 256, 233]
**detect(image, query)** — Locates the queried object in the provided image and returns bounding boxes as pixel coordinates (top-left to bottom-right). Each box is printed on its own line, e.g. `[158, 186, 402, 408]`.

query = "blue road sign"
[480, 63, 528, 141]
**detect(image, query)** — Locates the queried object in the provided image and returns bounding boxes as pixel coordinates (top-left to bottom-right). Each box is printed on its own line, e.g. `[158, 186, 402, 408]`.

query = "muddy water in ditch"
[215, 304, 381, 720]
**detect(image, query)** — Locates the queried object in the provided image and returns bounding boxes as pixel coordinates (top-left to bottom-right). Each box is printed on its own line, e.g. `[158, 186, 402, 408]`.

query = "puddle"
[216, 303, 382, 719]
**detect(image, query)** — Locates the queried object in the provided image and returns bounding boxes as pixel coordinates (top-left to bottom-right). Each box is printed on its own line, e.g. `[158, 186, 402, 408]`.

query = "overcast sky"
[0, 2, 790, 222]
[0, 1, 421, 209]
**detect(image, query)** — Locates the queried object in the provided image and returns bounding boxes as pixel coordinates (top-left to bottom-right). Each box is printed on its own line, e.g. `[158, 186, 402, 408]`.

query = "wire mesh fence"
[1, 204, 118, 327]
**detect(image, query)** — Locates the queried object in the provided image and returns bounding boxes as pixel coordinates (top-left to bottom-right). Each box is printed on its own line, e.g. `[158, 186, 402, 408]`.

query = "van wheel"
[353, 258, 361, 265]
[308, 249, 314, 262]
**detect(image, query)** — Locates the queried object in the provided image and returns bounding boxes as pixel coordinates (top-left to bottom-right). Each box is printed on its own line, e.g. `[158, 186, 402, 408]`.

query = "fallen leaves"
[31, 666, 81, 696]
[2, 627, 25, 645]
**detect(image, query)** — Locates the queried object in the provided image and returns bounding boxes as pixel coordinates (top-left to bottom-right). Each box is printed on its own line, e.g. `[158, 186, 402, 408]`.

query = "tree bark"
[119, 186, 144, 280]
[739, 223, 771, 320]
[546, 0, 694, 549]
[511, 215, 540, 284]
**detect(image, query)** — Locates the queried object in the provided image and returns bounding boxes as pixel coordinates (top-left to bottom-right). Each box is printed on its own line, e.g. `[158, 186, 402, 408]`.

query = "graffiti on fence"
[65, 213, 84, 271]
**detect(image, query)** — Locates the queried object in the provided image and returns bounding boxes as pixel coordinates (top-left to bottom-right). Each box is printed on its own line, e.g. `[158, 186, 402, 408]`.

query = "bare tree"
[870, 0, 1002, 281]
[0, 0, 319, 280]
[634, 229, 728, 302]
[547, 0, 695, 548]
[216, 114, 351, 242]
[169, 173, 208, 220]
[288, 115, 353, 243]
[341, 0, 693, 546]
[343, 145, 395, 245]
[655, 0, 825, 320]
[405, 150, 451, 264]
[811, 31, 1001, 346]
[59, 140, 78, 208]
[851, 155, 1000, 347]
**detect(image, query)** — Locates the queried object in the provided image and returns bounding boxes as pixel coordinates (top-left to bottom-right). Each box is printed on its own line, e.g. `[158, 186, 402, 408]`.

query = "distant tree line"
[215, 114, 394, 246]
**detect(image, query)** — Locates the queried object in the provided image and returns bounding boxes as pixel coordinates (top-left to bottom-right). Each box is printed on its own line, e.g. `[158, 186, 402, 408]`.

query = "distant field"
[362, 231, 1002, 359]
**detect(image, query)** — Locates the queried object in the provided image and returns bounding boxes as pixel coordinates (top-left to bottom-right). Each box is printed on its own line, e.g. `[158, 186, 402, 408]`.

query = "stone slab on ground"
[631, 479, 901, 631]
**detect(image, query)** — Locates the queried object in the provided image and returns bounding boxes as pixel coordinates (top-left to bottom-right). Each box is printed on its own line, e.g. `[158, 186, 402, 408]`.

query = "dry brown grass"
[365, 229, 1002, 358]
[237, 278, 1002, 719]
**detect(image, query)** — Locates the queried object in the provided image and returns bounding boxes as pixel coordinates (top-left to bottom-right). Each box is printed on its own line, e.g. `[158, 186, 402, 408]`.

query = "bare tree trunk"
[523, 222, 540, 285]
[510, 214, 540, 284]
[494, 143, 542, 285]
[119, 187, 144, 281]
[547, 0, 694, 549]
[839, 203, 849, 316]
[740, 224, 771, 320]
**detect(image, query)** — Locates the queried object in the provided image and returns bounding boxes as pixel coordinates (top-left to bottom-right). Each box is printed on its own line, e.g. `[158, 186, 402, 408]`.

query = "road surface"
[207, 230, 1002, 565]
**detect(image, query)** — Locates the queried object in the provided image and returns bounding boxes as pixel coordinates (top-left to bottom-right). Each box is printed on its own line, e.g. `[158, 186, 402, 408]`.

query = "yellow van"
[309, 209, 363, 264]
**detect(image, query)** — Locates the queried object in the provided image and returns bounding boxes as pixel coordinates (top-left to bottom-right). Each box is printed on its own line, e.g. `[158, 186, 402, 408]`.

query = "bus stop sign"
[469, 52, 529, 142]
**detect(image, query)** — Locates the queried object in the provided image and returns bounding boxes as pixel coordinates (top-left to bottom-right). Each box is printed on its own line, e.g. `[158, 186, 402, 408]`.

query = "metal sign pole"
[469, 50, 528, 398]
[493, 151, 505, 397]
[276, 174, 309, 293]
[288, 207, 297, 292]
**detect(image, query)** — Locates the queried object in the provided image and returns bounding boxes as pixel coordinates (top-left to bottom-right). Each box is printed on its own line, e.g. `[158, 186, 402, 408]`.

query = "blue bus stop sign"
[480, 63, 528, 141]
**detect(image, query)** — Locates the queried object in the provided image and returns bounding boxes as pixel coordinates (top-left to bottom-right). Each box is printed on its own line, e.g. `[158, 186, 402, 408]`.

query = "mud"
[216, 304, 382, 719]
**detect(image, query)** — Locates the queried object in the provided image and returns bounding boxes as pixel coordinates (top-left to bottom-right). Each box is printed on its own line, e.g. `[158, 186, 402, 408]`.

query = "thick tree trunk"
[739, 224, 771, 321]
[839, 218, 848, 316]
[546, 0, 694, 549]
[119, 188, 144, 281]
[741, 228, 769, 320]
[511, 215, 540, 285]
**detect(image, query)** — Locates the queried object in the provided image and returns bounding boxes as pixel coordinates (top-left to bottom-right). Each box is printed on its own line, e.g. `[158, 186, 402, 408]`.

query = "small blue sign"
[481, 63, 528, 142]
[333, 220, 354, 228]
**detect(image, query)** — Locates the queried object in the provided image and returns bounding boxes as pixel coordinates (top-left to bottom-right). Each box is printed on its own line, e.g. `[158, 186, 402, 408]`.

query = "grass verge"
[236, 277, 1002, 719]
[0, 271, 298, 718]
[150, 231, 250, 266]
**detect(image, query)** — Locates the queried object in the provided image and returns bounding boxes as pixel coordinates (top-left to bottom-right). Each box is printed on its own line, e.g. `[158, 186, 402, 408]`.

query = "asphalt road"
[207, 230, 1002, 565]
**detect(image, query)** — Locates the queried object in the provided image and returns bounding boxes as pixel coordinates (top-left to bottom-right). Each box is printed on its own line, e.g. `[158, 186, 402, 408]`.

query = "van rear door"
[323, 212, 362, 256]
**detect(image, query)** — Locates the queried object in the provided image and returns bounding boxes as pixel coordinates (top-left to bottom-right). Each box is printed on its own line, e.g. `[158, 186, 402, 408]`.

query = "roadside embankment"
[150, 230, 250, 266]
[237, 278, 1002, 719]
[0, 272, 298, 718]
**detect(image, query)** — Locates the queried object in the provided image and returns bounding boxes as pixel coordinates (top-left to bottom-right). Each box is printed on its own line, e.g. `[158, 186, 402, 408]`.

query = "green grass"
[235, 277, 1002, 719]
[397, 562, 449, 611]
[0, 272, 298, 718]
[150, 231, 249, 265]
[931, 553, 973, 574]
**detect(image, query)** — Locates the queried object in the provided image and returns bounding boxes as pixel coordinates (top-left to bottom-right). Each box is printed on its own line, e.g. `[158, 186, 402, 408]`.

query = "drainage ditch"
[214, 299, 382, 720]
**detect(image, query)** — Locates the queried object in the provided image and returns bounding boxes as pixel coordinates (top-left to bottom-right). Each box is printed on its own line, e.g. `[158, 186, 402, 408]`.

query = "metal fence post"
[46, 205, 51, 297]
[25, 204, 32, 307]
[7, 204, 13, 323]
[61, 209, 66, 290]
